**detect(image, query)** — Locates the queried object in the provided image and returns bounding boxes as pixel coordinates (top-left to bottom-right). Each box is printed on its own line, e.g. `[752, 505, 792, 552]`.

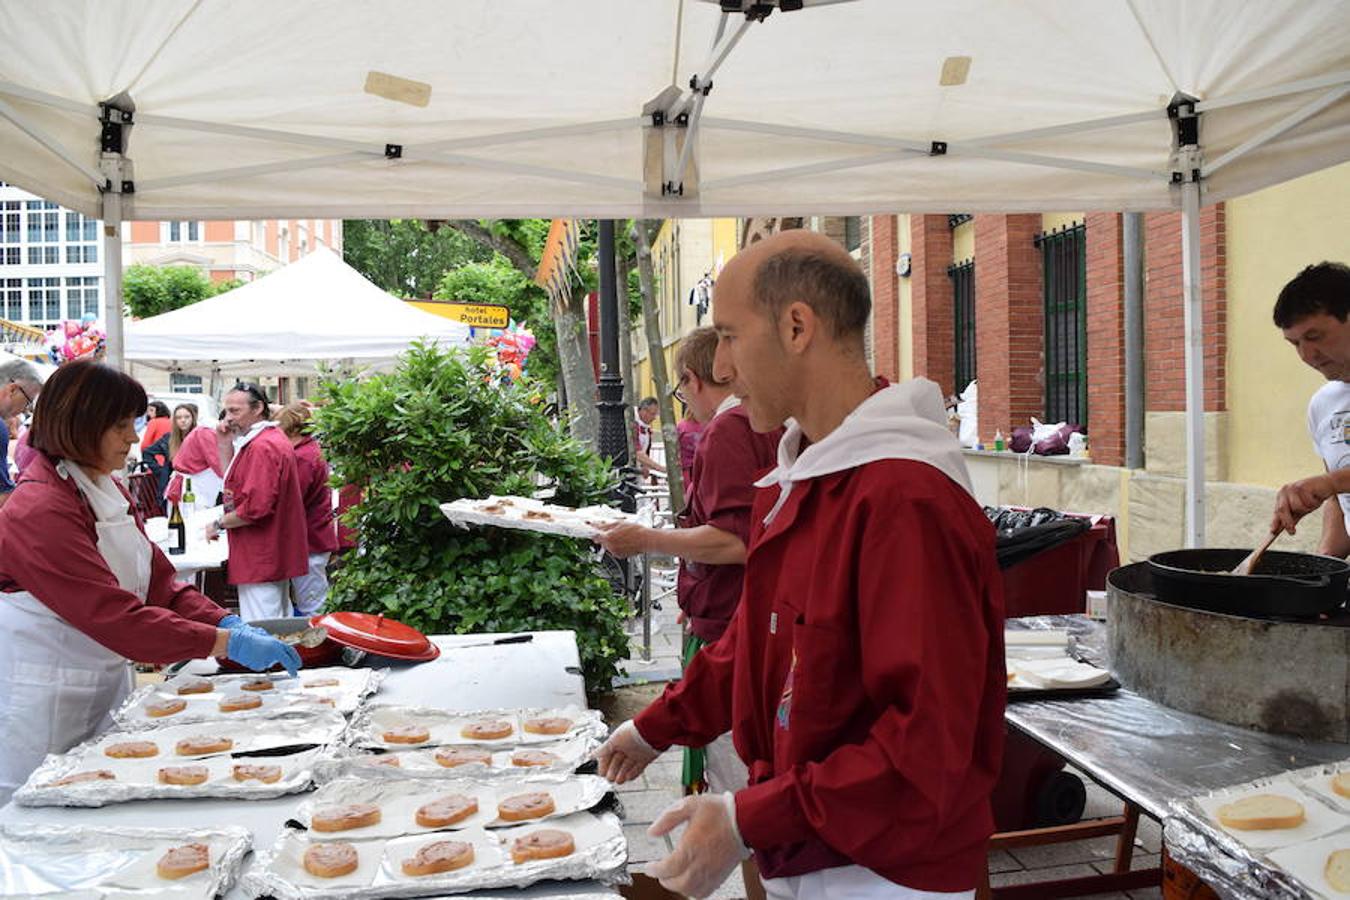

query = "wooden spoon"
[1232, 531, 1279, 576]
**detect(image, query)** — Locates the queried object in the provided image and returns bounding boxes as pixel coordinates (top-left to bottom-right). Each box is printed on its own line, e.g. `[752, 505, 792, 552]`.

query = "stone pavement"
[609, 571, 1164, 899]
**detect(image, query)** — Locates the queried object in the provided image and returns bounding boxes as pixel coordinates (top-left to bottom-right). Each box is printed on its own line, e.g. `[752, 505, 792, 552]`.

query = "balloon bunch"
[482, 322, 537, 384]
[47, 314, 106, 364]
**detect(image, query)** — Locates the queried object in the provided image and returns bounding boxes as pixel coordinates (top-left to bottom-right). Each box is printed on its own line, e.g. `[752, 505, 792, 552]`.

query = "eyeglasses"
[671, 373, 690, 404]
[10, 380, 33, 413]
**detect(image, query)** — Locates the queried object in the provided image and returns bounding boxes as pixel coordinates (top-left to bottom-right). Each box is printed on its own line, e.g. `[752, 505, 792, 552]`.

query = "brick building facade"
[869, 208, 1228, 468]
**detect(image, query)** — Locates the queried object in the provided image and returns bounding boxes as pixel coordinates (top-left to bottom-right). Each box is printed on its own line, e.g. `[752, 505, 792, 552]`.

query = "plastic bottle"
[993, 429, 1005, 452]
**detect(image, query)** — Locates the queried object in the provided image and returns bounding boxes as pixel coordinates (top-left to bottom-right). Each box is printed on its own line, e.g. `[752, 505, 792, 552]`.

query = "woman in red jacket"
[0, 362, 300, 803]
[276, 402, 338, 616]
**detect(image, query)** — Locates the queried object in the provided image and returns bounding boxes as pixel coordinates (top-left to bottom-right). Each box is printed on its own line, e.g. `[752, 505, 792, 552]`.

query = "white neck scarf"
[754, 378, 973, 525]
[60, 460, 131, 522]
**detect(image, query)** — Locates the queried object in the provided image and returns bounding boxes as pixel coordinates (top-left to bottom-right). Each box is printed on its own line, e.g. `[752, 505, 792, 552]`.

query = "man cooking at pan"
[1268, 262, 1350, 546]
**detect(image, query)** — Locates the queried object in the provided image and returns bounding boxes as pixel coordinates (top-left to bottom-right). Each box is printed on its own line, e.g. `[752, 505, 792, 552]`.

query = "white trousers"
[290, 552, 331, 616]
[236, 580, 291, 621]
[763, 866, 976, 900]
[703, 731, 749, 793]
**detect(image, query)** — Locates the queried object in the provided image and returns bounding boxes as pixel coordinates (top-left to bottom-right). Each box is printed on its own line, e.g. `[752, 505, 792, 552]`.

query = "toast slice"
[1215, 793, 1305, 831]
[1326, 848, 1350, 893]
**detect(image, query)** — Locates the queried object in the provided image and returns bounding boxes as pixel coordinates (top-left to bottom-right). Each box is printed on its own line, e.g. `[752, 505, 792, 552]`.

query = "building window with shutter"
[949, 259, 976, 394]
[1037, 222, 1087, 425]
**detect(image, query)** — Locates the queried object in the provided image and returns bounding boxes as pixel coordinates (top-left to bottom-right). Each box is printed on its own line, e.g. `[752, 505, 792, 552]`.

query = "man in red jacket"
[598, 326, 781, 900]
[596, 229, 1005, 899]
[205, 383, 307, 621]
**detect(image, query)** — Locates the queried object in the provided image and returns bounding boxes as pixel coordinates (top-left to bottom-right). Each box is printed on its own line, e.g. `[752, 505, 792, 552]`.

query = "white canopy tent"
[0, 0, 1347, 545]
[125, 247, 471, 376]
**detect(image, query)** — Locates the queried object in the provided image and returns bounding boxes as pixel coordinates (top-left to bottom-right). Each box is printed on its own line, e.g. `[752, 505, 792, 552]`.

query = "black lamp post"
[595, 219, 629, 470]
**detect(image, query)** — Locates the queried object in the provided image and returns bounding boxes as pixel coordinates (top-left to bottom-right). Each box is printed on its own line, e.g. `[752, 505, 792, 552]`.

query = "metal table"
[0, 630, 616, 899]
[1002, 616, 1350, 897]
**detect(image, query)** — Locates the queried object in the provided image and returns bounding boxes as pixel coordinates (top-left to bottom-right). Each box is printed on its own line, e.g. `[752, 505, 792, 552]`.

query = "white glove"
[593, 720, 660, 784]
[647, 792, 750, 898]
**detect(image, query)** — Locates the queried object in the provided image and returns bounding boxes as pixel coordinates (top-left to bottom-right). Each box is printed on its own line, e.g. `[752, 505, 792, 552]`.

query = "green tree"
[210, 278, 246, 296]
[343, 219, 491, 297]
[435, 259, 558, 389]
[122, 265, 215, 318]
[447, 219, 644, 451]
[314, 342, 629, 693]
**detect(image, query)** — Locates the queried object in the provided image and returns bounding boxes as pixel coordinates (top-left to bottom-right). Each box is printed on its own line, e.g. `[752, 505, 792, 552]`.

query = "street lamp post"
[595, 219, 629, 470]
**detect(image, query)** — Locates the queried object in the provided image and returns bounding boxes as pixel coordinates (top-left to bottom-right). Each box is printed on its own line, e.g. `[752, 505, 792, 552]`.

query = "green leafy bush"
[314, 342, 628, 693]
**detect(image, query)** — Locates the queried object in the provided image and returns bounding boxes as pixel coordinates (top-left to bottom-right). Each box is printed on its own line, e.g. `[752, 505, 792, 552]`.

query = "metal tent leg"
[1181, 180, 1205, 547]
[102, 191, 125, 371]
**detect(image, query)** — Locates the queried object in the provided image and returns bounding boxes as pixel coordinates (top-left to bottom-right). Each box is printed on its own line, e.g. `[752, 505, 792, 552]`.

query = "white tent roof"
[125, 247, 471, 375]
[0, 0, 1346, 220]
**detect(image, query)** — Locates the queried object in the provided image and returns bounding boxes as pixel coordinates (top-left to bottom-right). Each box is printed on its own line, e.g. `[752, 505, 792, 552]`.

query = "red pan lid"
[309, 612, 441, 661]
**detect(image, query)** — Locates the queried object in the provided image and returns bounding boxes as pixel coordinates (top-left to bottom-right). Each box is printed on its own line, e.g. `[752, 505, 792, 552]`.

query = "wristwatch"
[214, 516, 226, 531]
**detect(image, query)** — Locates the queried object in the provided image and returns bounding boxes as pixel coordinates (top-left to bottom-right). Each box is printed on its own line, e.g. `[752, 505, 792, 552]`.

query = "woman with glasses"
[205, 383, 308, 621]
[0, 362, 300, 803]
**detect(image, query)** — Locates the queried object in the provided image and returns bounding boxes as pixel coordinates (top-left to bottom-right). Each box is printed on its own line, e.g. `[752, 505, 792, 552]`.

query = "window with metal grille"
[843, 216, 862, 252]
[1037, 223, 1087, 425]
[949, 259, 976, 394]
[64, 276, 99, 319]
[3, 279, 21, 320]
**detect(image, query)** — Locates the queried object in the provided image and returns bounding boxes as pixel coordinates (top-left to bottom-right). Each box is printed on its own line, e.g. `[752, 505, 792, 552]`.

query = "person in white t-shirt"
[1270, 261, 1350, 552]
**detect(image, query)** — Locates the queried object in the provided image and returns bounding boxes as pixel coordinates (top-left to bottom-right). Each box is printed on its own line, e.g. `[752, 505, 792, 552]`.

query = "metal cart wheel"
[1034, 770, 1086, 826]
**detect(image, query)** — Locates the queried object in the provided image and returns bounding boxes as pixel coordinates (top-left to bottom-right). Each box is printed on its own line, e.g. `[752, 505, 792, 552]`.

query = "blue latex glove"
[226, 628, 301, 676]
[218, 614, 271, 639]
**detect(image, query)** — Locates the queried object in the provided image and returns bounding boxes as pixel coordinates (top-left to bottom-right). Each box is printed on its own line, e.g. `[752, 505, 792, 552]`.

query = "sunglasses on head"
[232, 383, 267, 405]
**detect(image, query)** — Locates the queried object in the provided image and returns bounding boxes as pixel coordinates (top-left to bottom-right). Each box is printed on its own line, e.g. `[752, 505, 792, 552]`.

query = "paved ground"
[609, 570, 1164, 899]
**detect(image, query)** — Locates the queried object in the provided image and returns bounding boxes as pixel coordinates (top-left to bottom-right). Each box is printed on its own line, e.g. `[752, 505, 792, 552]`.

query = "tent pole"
[1180, 176, 1205, 547]
[103, 191, 124, 370]
[1168, 93, 1206, 548]
[98, 97, 134, 373]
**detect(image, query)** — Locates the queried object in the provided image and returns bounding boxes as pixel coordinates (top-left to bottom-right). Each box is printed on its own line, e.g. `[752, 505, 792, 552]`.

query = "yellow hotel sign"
[410, 301, 509, 329]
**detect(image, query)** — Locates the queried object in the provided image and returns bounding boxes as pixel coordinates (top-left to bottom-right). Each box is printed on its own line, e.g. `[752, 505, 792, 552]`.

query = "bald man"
[595, 231, 1006, 900]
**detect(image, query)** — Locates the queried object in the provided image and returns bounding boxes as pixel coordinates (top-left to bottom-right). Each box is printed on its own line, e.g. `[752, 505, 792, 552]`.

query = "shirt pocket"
[774, 617, 863, 765]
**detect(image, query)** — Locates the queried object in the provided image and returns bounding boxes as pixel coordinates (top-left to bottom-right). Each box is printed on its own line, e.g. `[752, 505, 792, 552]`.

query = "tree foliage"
[123, 265, 221, 318]
[314, 342, 628, 693]
[343, 219, 491, 297]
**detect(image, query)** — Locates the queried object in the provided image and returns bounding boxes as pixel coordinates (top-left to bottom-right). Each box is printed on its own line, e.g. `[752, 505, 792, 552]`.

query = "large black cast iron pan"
[1147, 549, 1349, 617]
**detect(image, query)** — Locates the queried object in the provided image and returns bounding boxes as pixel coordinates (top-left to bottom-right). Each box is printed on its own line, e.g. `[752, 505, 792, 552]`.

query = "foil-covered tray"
[0, 823, 250, 898]
[440, 495, 641, 540]
[242, 811, 627, 900]
[295, 774, 612, 840]
[316, 732, 598, 782]
[14, 711, 346, 807]
[1166, 761, 1350, 899]
[346, 705, 606, 751]
[113, 666, 383, 727]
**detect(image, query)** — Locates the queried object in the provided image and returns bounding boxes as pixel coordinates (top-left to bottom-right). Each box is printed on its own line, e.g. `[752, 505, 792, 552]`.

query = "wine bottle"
[167, 501, 187, 555]
[182, 477, 196, 514]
